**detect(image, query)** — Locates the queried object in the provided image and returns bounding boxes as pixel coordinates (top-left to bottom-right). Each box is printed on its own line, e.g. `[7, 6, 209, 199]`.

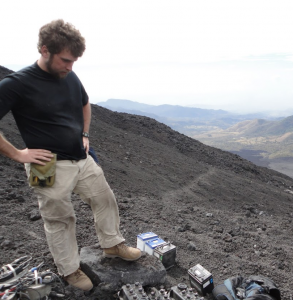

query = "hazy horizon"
[94, 98, 293, 118]
[2, 1, 293, 115]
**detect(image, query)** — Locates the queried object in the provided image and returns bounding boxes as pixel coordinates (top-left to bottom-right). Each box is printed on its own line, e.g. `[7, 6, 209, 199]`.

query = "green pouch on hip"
[29, 154, 57, 187]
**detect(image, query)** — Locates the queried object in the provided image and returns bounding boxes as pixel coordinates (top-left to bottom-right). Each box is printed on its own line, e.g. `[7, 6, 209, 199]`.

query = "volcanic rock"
[80, 245, 166, 299]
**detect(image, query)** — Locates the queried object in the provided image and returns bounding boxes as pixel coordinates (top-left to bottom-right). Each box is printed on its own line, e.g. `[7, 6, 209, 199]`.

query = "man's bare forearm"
[82, 101, 91, 153]
[0, 132, 53, 165]
[0, 132, 20, 160]
[83, 101, 91, 133]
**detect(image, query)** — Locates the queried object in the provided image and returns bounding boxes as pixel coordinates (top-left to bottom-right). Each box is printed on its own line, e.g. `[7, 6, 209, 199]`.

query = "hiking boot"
[103, 243, 142, 261]
[64, 268, 93, 291]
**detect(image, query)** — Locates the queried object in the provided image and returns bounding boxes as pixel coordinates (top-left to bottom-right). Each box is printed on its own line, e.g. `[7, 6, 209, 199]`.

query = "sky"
[1, 0, 293, 115]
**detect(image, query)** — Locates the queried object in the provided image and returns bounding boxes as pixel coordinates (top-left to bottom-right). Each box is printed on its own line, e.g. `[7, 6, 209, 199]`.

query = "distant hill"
[97, 99, 231, 120]
[192, 114, 293, 177]
[97, 99, 278, 135]
[227, 116, 293, 137]
[227, 119, 272, 136]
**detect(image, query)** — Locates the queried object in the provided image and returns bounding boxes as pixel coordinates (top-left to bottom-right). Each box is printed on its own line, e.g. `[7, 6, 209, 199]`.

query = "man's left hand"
[83, 137, 89, 153]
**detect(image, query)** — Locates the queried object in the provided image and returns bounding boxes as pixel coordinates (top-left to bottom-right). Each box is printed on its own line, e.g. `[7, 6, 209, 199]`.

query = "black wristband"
[82, 132, 90, 138]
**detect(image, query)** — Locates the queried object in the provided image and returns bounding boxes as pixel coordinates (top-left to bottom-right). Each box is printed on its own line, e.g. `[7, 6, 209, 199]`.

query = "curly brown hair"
[37, 19, 86, 57]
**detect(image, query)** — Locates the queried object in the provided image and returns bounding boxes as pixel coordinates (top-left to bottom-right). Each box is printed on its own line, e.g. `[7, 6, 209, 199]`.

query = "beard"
[45, 55, 69, 79]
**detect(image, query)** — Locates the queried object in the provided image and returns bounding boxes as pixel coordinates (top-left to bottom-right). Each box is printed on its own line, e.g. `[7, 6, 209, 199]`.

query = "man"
[0, 19, 141, 291]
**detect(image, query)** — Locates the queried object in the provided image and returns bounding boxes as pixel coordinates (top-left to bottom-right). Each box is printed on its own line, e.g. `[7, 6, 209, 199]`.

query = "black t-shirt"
[0, 62, 89, 160]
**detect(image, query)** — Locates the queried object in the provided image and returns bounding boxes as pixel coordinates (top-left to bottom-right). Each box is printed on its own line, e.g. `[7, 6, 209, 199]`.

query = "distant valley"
[192, 117, 293, 178]
[97, 99, 293, 178]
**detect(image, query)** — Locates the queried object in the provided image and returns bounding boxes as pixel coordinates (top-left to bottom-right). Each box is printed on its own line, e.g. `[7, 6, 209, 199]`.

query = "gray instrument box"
[153, 242, 176, 270]
[188, 264, 214, 296]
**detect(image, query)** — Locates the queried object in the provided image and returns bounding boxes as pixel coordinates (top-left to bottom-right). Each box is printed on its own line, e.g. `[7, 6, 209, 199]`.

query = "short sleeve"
[0, 77, 23, 120]
[81, 82, 89, 106]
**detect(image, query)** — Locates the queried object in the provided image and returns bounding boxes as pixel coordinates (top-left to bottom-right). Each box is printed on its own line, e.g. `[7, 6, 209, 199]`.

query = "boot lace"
[74, 269, 82, 279]
[66, 269, 83, 280]
[117, 242, 128, 252]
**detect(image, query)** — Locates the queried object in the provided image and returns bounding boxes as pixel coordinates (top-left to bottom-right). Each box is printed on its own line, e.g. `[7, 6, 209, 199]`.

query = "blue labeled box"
[136, 232, 158, 251]
[145, 238, 166, 255]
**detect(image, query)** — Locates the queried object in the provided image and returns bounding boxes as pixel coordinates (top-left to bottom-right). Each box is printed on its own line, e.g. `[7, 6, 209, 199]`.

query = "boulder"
[80, 244, 166, 300]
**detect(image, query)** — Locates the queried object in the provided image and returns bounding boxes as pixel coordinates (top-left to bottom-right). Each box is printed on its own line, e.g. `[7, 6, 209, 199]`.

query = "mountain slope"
[227, 115, 293, 137]
[0, 65, 13, 78]
[1, 66, 293, 299]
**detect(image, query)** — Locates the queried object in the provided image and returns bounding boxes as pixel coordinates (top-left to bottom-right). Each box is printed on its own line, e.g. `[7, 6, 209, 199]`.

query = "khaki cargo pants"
[25, 155, 124, 276]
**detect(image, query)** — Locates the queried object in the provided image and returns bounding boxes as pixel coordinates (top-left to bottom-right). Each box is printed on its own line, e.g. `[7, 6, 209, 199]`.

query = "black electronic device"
[154, 242, 176, 270]
[188, 264, 214, 296]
